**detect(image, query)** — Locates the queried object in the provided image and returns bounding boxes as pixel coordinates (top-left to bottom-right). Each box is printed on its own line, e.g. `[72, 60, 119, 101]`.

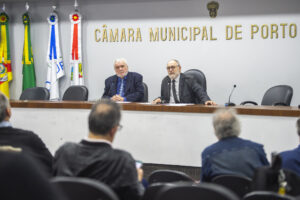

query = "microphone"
[225, 84, 236, 106]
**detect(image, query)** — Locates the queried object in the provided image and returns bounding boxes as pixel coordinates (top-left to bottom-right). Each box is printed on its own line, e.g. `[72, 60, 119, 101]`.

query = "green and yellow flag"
[0, 12, 12, 98]
[22, 12, 36, 91]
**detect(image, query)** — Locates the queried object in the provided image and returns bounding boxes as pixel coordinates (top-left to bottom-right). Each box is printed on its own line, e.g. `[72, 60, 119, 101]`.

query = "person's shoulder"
[239, 137, 265, 149]
[202, 141, 219, 156]
[129, 71, 143, 78]
[105, 74, 117, 82]
[9, 127, 39, 138]
[112, 148, 135, 161]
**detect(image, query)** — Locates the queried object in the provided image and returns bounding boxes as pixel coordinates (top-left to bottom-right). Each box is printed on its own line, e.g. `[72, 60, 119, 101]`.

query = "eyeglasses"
[166, 66, 177, 71]
[118, 124, 123, 131]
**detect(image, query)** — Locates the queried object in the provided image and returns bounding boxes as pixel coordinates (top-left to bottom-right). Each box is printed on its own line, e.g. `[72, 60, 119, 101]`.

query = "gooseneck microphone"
[226, 84, 237, 106]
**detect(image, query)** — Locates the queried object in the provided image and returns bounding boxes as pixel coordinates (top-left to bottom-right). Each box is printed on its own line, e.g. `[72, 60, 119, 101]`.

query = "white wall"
[5, 0, 300, 105]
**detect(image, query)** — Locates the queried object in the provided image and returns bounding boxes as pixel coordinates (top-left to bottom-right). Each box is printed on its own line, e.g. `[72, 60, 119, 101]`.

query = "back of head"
[0, 92, 9, 122]
[88, 99, 121, 135]
[213, 109, 241, 140]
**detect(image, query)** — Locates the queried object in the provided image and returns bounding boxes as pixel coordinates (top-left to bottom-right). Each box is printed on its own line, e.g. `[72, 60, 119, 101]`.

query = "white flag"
[70, 12, 84, 85]
[46, 12, 65, 100]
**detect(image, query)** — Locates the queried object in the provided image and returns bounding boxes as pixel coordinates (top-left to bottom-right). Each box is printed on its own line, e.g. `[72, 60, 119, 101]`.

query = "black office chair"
[241, 85, 293, 106]
[142, 182, 175, 200]
[148, 169, 194, 185]
[184, 69, 207, 92]
[62, 85, 89, 101]
[142, 82, 148, 102]
[51, 177, 119, 200]
[19, 87, 50, 100]
[211, 174, 252, 198]
[156, 182, 240, 200]
[243, 191, 295, 200]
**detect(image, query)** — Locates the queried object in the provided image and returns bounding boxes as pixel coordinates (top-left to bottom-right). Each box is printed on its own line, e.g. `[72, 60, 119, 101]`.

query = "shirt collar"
[83, 137, 112, 146]
[0, 121, 12, 128]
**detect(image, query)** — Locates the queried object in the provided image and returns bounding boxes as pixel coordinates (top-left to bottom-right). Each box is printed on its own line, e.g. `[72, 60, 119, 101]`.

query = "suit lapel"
[111, 75, 118, 95]
[124, 72, 131, 95]
[179, 73, 184, 102]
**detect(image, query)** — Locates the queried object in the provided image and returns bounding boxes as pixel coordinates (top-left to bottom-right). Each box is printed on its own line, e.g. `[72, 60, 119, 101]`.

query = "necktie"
[119, 79, 124, 97]
[172, 79, 179, 103]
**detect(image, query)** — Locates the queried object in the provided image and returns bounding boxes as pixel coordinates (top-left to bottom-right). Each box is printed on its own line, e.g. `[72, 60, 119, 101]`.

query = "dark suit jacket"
[160, 73, 210, 104]
[53, 140, 144, 200]
[102, 72, 144, 102]
[0, 127, 53, 177]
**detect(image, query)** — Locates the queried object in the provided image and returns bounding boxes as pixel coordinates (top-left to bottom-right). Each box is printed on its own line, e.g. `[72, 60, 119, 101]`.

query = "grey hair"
[113, 58, 128, 67]
[297, 118, 300, 136]
[88, 99, 121, 135]
[168, 59, 181, 67]
[212, 109, 241, 140]
[0, 92, 9, 122]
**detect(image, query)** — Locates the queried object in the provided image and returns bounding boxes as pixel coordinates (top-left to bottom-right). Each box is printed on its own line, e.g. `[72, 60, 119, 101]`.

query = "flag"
[46, 12, 64, 100]
[22, 12, 36, 91]
[0, 12, 12, 98]
[70, 12, 83, 85]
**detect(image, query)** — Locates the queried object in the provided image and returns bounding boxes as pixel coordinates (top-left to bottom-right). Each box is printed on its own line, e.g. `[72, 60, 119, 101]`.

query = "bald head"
[212, 109, 241, 140]
[88, 99, 121, 135]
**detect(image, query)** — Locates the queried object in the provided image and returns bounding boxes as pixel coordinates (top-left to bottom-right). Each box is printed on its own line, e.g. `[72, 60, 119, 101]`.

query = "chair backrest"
[156, 182, 240, 200]
[243, 191, 295, 200]
[184, 69, 207, 91]
[62, 86, 89, 101]
[261, 85, 293, 106]
[51, 177, 119, 200]
[142, 182, 175, 200]
[142, 82, 148, 102]
[148, 169, 194, 185]
[19, 87, 50, 100]
[211, 174, 252, 198]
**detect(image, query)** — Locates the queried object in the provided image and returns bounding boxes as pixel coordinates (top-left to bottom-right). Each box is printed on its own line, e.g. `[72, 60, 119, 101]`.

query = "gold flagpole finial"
[25, 2, 29, 11]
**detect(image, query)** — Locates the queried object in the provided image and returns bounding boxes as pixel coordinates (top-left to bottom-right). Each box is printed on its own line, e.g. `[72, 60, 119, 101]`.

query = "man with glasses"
[102, 58, 144, 102]
[153, 59, 216, 105]
[53, 99, 144, 200]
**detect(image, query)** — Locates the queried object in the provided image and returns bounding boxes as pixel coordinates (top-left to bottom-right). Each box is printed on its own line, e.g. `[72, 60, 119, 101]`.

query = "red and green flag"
[22, 12, 36, 91]
[0, 12, 12, 98]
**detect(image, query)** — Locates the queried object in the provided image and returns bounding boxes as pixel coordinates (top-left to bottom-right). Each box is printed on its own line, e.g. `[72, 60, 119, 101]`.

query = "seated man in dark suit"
[201, 109, 269, 182]
[53, 99, 144, 200]
[280, 118, 300, 176]
[102, 58, 144, 102]
[0, 92, 53, 176]
[152, 59, 216, 105]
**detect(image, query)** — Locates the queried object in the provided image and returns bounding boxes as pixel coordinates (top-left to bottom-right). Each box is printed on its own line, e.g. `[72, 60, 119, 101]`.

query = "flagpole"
[25, 2, 29, 11]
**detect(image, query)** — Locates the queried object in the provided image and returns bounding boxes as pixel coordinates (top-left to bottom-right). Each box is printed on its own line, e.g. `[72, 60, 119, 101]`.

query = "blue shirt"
[280, 145, 300, 177]
[0, 121, 12, 128]
[117, 75, 127, 101]
[201, 136, 269, 182]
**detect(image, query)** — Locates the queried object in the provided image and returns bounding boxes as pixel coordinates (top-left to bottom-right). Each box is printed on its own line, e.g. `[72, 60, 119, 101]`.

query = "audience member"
[53, 99, 144, 200]
[280, 118, 300, 176]
[102, 58, 144, 102]
[0, 92, 53, 176]
[152, 59, 216, 105]
[0, 151, 65, 200]
[201, 109, 269, 182]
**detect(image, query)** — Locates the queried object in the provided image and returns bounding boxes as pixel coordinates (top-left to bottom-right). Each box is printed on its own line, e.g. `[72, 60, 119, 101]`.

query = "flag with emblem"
[70, 11, 83, 85]
[22, 12, 36, 91]
[46, 12, 64, 100]
[0, 12, 12, 98]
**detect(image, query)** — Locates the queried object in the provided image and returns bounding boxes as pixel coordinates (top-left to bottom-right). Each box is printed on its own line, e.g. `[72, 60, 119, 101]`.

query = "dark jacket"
[160, 73, 210, 104]
[0, 127, 53, 176]
[102, 72, 144, 102]
[201, 137, 269, 182]
[53, 140, 144, 200]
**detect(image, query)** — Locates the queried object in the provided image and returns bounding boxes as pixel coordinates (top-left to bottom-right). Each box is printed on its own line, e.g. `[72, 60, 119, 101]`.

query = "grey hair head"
[88, 99, 121, 135]
[113, 58, 128, 67]
[168, 59, 181, 67]
[0, 92, 9, 122]
[212, 109, 241, 140]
